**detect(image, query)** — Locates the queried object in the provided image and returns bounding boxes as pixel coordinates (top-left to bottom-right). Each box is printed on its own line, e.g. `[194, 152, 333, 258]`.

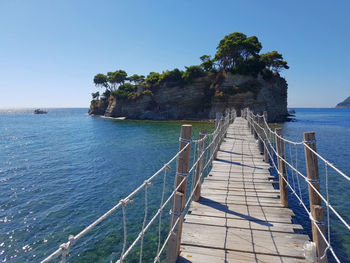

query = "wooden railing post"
[311, 205, 328, 263]
[263, 111, 270, 163]
[275, 128, 288, 207]
[229, 108, 234, 124]
[253, 116, 258, 139]
[166, 125, 192, 263]
[213, 113, 221, 160]
[258, 115, 264, 154]
[194, 129, 207, 201]
[303, 132, 327, 263]
[250, 113, 254, 135]
[247, 112, 251, 130]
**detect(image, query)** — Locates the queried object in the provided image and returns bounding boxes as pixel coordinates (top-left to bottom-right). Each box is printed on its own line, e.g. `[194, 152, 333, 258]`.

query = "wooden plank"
[179, 246, 307, 263]
[184, 214, 304, 233]
[181, 223, 308, 258]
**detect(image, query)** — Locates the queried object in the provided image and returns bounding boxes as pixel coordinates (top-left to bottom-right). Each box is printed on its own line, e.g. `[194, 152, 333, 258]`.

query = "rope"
[245, 108, 348, 263]
[156, 166, 169, 258]
[139, 181, 152, 263]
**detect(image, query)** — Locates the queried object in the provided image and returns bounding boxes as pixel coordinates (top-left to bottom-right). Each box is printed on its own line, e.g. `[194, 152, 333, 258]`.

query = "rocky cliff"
[89, 72, 288, 122]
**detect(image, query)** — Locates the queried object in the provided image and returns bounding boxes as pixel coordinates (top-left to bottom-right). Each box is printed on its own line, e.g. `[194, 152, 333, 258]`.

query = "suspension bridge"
[41, 109, 349, 263]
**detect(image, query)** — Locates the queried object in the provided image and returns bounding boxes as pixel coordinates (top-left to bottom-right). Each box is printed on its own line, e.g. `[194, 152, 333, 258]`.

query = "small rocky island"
[336, 96, 350, 108]
[89, 32, 290, 122]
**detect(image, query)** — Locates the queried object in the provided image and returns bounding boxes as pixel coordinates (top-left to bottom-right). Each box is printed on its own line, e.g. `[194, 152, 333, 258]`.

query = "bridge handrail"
[41, 109, 235, 263]
[244, 108, 349, 263]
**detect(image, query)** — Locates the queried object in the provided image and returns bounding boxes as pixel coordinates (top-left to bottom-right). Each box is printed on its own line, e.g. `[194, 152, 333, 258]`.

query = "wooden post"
[258, 116, 264, 154]
[263, 138, 269, 163]
[213, 113, 221, 160]
[303, 132, 327, 262]
[253, 116, 258, 139]
[194, 129, 207, 201]
[166, 125, 192, 263]
[263, 111, 269, 163]
[311, 205, 328, 263]
[250, 113, 254, 135]
[275, 128, 288, 207]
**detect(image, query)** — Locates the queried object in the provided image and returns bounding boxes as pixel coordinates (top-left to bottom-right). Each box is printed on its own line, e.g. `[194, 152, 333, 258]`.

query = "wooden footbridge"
[42, 109, 349, 263]
[178, 117, 309, 263]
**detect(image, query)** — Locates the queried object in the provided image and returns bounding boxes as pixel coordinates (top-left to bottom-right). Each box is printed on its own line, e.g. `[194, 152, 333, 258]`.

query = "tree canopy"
[128, 74, 145, 85]
[93, 73, 109, 89]
[91, 91, 100, 100]
[108, 70, 128, 90]
[145, 72, 161, 85]
[214, 32, 262, 69]
[259, 51, 289, 73]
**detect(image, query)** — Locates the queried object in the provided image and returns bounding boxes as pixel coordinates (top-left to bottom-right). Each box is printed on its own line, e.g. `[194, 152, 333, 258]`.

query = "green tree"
[111, 83, 137, 99]
[159, 68, 183, 83]
[93, 74, 110, 90]
[214, 32, 262, 69]
[182, 65, 205, 82]
[101, 89, 111, 100]
[145, 72, 161, 85]
[259, 51, 289, 73]
[108, 70, 128, 90]
[128, 74, 145, 85]
[91, 91, 100, 100]
[119, 83, 136, 92]
[200, 55, 214, 72]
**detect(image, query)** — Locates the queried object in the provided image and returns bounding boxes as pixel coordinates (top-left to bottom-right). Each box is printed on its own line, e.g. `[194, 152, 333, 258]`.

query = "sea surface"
[0, 108, 349, 262]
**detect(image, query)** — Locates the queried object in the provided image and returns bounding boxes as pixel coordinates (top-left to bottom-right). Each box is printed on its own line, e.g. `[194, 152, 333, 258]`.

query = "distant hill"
[336, 96, 350, 108]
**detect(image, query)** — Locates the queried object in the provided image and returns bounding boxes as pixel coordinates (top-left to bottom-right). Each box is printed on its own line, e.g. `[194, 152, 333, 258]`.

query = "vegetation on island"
[91, 32, 289, 104]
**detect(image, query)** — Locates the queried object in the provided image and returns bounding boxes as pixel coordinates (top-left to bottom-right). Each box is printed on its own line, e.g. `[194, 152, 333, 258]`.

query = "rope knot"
[309, 215, 324, 225]
[121, 198, 133, 207]
[169, 209, 184, 217]
[176, 172, 189, 178]
[304, 139, 316, 145]
[179, 137, 192, 144]
[59, 242, 70, 262]
[320, 244, 331, 260]
[306, 178, 319, 184]
[144, 180, 153, 187]
[68, 235, 76, 246]
[164, 164, 171, 170]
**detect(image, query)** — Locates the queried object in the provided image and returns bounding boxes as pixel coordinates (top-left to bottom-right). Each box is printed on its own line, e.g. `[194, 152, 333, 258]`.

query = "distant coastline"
[336, 96, 350, 108]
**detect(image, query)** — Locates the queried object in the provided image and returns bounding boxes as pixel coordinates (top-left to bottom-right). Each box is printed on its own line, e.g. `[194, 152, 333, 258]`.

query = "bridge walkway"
[178, 117, 308, 263]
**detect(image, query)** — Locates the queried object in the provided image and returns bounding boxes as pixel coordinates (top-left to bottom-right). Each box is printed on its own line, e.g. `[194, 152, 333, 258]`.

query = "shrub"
[145, 72, 161, 85]
[142, 89, 153, 96]
[182, 65, 205, 83]
[119, 83, 136, 93]
[110, 84, 136, 99]
[159, 68, 183, 84]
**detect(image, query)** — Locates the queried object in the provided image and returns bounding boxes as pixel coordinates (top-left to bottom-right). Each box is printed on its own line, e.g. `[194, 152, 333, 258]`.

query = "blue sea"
[0, 108, 349, 262]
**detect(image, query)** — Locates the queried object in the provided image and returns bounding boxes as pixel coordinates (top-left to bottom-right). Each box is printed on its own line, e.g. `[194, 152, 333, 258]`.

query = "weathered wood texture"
[179, 117, 309, 263]
[167, 125, 192, 263]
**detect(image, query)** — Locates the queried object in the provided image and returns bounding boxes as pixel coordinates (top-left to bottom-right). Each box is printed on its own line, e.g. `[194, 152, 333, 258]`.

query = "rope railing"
[244, 108, 349, 263]
[41, 109, 235, 263]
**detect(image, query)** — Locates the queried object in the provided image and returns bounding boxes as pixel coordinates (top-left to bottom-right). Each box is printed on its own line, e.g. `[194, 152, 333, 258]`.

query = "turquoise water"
[0, 109, 214, 262]
[0, 108, 349, 262]
[280, 108, 350, 263]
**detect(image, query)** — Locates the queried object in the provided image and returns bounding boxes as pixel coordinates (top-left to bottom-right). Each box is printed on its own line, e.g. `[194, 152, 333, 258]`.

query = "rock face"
[89, 72, 289, 122]
[336, 96, 350, 108]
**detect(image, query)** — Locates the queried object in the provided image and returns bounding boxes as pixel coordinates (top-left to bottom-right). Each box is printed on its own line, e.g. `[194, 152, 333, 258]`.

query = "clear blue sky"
[0, 0, 349, 108]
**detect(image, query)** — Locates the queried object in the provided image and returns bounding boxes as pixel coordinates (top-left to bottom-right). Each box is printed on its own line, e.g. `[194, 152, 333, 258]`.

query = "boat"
[34, 109, 47, 114]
